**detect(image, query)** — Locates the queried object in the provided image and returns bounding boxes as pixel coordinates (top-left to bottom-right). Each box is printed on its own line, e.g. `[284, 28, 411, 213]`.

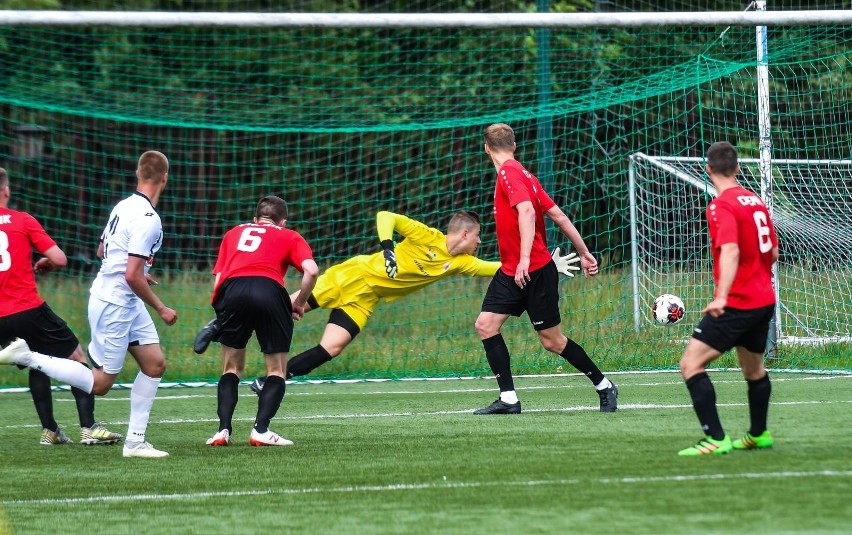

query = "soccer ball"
[652, 294, 686, 325]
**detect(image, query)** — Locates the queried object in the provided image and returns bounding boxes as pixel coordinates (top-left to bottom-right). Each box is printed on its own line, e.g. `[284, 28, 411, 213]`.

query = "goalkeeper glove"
[552, 247, 580, 277]
[381, 239, 397, 279]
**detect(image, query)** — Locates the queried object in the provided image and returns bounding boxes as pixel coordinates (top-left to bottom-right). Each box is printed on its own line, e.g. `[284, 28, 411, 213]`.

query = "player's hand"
[292, 301, 306, 320]
[382, 241, 397, 279]
[145, 274, 159, 286]
[702, 298, 727, 318]
[33, 258, 55, 274]
[580, 252, 599, 277]
[551, 247, 581, 277]
[158, 306, 178, 326]
[514, 258, 531, 288]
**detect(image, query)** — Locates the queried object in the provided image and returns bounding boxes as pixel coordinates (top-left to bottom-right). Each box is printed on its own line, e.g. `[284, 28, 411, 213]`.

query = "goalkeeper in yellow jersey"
[193, 210, 580, 392]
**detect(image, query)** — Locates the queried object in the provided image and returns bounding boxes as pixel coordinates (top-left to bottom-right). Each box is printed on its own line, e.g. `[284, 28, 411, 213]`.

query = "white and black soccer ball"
[652, 294, 686, 325]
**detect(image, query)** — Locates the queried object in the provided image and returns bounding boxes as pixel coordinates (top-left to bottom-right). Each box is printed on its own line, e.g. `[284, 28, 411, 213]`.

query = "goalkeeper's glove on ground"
[381, 239, 397, 278]
[552, 247, 581, 277]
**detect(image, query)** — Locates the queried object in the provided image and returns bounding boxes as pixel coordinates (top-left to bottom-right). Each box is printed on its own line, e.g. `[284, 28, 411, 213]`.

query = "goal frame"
[628, 153, 852, 347]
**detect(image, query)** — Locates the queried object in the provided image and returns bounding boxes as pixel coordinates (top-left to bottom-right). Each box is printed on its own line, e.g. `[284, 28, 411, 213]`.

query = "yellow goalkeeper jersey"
[332, 211, 499, 303]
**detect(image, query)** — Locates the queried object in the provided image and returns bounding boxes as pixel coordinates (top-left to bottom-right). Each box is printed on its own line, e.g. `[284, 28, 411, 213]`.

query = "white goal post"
[0, 10, 852, 28]
[628, 153, 852, 346]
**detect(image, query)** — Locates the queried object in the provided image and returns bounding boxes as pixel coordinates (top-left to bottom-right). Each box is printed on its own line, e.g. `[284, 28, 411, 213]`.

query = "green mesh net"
[1, 5, 850, 387]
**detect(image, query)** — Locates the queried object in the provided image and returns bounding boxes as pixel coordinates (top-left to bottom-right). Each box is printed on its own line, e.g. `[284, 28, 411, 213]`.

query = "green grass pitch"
[1, 371, 850, 534]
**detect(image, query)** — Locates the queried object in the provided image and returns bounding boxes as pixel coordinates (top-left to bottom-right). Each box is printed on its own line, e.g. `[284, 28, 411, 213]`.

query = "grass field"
[1, 370, 850, 534]
[1, 269, 849, 388]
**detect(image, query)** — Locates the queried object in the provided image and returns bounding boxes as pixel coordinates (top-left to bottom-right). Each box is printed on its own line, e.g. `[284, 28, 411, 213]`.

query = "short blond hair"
[447, 210, 480, 234]
[137, 151, 169, 181]
[483, 123, 515, 152]
[0, 168, 7, 189]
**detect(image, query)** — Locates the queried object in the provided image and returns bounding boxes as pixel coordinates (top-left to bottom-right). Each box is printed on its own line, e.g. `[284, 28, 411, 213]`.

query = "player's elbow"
[44, 246, 67, 268]
[124, 272, 143, 288]
[302, 259, 320, 279]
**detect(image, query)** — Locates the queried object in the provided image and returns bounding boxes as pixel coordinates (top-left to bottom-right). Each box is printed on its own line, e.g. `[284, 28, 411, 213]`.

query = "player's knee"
[474, 318, 496, 339]
[678, 357, 699, 379]
[143, 358, 167, 378]
[540, 337, 564, 353]
[91, 381, 110, 396]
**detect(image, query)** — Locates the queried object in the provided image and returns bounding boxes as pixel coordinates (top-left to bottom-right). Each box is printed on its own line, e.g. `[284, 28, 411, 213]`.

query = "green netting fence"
[1, 7, 850, 387]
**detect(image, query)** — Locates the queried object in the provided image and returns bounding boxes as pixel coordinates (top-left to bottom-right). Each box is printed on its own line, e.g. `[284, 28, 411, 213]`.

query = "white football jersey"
[90, 192, 163, 306]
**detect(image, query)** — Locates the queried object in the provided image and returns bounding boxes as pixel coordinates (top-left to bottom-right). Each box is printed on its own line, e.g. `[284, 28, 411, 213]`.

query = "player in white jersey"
[0, 151, 177, 459]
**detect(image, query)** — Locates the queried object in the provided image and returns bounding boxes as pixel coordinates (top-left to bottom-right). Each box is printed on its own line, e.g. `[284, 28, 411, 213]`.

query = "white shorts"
[87, 296, 159, 375]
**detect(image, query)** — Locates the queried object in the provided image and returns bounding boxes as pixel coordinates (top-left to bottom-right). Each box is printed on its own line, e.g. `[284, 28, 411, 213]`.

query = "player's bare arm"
[515, 200, 536, 287]
[703, 242, 740, 318]
[545, 205, 599, 277]
[292, 259, 319, 320]
[33, 244, 67, 274]
[125, 255, 177, 325]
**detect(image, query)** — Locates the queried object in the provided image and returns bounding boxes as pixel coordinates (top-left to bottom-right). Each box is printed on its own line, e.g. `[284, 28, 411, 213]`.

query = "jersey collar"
[133, 190, 155, 208]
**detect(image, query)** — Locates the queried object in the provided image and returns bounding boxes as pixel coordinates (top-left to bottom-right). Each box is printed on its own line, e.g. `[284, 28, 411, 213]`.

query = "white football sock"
[595, 378, 613, 391]
[127, 371, 161, 443]
[499, 390, 519, 404]
[29, 351, 94, 393]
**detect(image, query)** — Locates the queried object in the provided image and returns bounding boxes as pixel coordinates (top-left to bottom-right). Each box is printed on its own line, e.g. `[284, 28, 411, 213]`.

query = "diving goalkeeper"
[193, 210, 580, 392]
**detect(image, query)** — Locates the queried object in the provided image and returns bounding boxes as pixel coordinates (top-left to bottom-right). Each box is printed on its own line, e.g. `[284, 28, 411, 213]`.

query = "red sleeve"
[288, 232, 313, 273]
[24, 213, 57, 254]
[537, 185, 556, 212]
[212, 230, 231, 274]
[712, 202, 738, 248]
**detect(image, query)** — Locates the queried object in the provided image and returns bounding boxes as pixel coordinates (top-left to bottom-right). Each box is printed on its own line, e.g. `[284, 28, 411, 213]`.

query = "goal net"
[1, 5, 850, 386]
[630, 154, 852, 355]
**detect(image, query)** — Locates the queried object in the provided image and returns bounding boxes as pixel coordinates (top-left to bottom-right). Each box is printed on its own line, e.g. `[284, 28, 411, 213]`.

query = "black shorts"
[0, 303, 79, 357]
[480, 262, 561, 331]
[691, 304, 775, 354]
[213, 276, 294, 354]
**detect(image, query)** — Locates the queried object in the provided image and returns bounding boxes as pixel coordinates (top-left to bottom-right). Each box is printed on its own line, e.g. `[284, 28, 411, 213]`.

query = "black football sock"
[287, 345, 333, 378]
[746, 373, 772, 436]
[29, 369, 57, 431]
[482, 334, 515, 393]
[217, 372, 240, 433]
[686, 372, 725, 441]
[72, 390, 96, 429]
[71, 362, 95, 429]
[559, 338, 605, 386]
[254, 375, 286, 433]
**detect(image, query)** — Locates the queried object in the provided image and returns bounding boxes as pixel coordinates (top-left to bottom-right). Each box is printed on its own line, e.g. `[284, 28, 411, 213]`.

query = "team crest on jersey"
[427, 247, 437, 259]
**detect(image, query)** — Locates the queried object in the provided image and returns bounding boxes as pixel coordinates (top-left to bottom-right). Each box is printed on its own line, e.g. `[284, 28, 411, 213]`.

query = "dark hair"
[483, 123, 515, 152]
[448, 210, 480, 233]
[0, 167, 7, 189]
[137, 151, 169, 181]
[706, 142, 739, 177]
[256, 195, 288, 222]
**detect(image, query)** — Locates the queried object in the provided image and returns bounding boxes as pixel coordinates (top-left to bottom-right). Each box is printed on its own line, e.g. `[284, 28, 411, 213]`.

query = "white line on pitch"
[4, 469, 851, 507]
[3, 399, 850, 430]
[44, 372, 852, 402]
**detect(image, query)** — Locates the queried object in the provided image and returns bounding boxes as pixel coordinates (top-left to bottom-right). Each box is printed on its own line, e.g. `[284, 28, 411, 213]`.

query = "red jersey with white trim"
[0, 208, 56, 317]
[212, 222, 313, 302]
[493, 159, 556, 276]
[707, 185, 778, 309]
